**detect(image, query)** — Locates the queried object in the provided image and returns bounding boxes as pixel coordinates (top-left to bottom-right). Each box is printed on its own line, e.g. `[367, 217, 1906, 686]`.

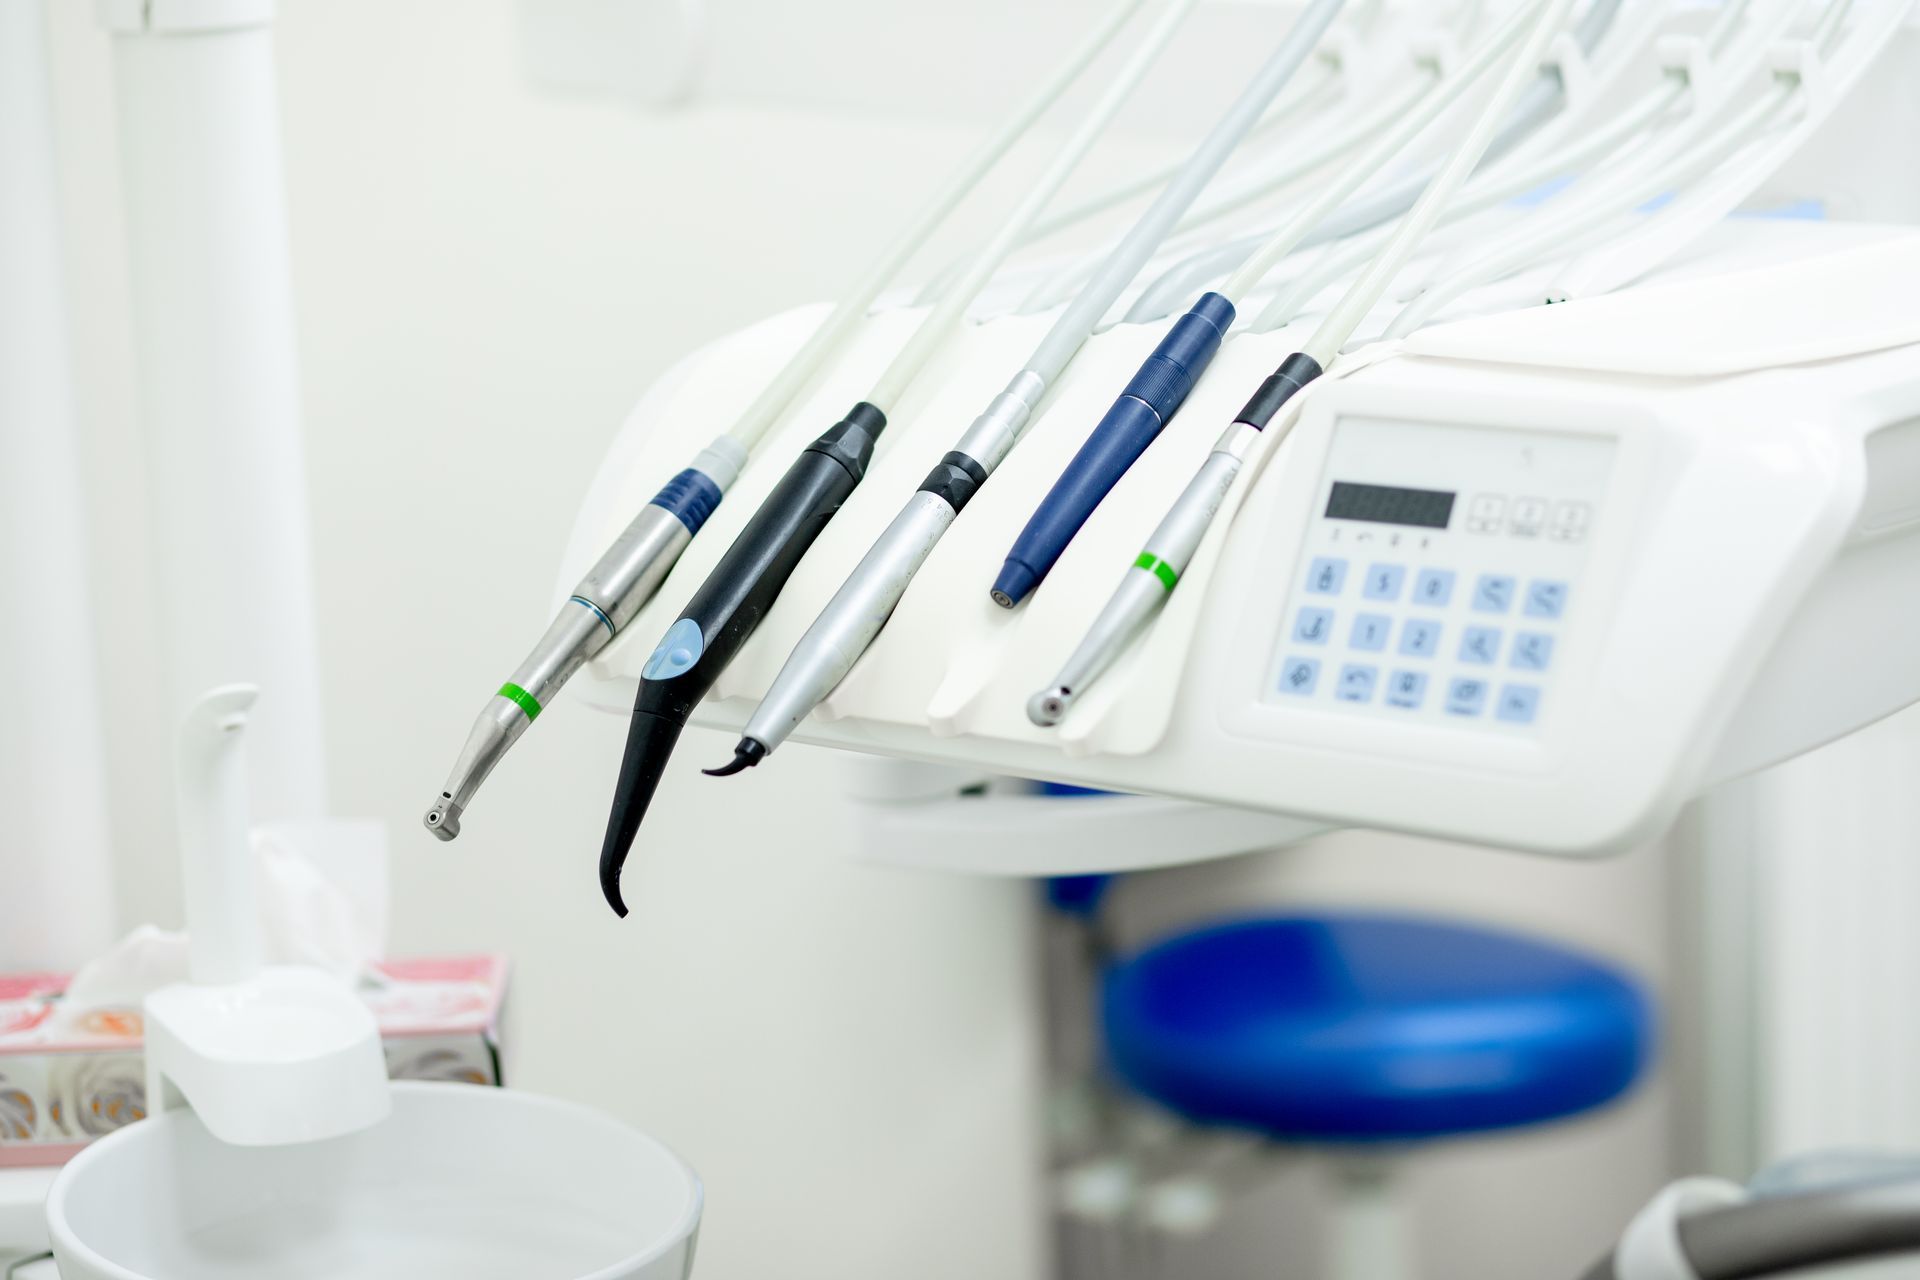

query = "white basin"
[45, 1083, 700, 1280]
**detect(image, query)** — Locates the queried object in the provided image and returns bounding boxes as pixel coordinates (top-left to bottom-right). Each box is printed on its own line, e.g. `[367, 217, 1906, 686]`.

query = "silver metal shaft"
[736, 375, 1042, 759]
[423, 450, 733, 839]
[1030, 421, 1256, 726]
[741, 493, 956, 754]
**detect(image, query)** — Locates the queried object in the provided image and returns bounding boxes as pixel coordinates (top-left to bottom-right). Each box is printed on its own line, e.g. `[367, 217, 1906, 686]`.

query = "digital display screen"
[1324, 481, 1456, 530]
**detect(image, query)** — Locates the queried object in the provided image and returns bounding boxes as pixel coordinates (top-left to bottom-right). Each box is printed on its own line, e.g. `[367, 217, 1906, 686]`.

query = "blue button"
[1510, 631, 1555, 671]
[1398, 619, 1441, 658]
[1497, 684, 1542, 724]
[1385, 670, 1428, 709]
[643, 617, 705, 680]
[1278, 657, 1321, 696]
[1458, 626, 1502, 665]
[1349, 613, 1392, 652]
[1446, 677, 1489, 717]
[1305, 558, 1348, 596]
[1412, 569, 1455, 607]
[1524, 580, 1569, 618]
[1362, 563, 1407, 601]
[1336, 664, 1379, 704]
[1293, 607, 1334, 645]
[1472, 575, 1516, 614]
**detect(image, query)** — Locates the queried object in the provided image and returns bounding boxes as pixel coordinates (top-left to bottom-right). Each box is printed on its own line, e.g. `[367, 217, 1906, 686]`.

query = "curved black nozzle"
[704, 738, 767, 778]
[596, 401, 886, 916]
[598, 709, 687, 918]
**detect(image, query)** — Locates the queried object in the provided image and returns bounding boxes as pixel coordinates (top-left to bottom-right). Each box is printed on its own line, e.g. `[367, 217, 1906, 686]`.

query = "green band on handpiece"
[1134, 552, 1178, 591]
[498, 682, 542, 721]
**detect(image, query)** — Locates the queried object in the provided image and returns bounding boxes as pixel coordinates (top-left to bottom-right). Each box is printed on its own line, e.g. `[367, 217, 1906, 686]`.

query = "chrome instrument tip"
[1028, 687, 1072, 727]
[423, 796, 462, 841]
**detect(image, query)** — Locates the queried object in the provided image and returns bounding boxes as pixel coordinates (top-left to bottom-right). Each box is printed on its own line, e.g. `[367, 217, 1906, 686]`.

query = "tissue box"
[0, 955, 507, 1168]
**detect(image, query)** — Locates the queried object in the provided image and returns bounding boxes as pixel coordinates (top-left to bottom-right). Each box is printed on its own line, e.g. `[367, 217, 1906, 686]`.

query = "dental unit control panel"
[563, 229, 1920, 865]
[1265, 418, 1612, 734]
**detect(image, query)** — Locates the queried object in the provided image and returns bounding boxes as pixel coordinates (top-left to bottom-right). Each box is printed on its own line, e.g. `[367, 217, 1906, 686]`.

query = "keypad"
[1275, 559, 1572, 734]
[1266, 416, 1607, 734]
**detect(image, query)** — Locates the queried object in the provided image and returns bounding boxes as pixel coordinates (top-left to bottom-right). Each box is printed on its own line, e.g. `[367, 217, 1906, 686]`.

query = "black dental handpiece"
[597, 403, 886, 916]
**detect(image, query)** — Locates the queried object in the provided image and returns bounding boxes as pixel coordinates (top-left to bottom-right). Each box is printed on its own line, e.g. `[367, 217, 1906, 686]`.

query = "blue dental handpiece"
[990, 291, 1235, 608]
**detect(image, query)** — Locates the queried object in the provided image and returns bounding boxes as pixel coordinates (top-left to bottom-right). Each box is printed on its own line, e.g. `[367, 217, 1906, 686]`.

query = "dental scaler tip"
[1028, 687, 1073, 727]
[704, 739, 767, 777]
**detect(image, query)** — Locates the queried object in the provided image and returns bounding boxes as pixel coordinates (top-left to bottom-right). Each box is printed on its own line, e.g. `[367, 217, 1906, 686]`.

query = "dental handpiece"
[711, 0, 1346, 774]
[1029, 355, 1319, 725]
[598, 404, 885, 916]
[990, 292, 1235, 608]
[424, 441, 744, 840]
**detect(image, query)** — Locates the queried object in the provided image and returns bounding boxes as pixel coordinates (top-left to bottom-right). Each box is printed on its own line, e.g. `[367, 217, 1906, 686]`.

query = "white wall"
[36, 2, 1674, 1277]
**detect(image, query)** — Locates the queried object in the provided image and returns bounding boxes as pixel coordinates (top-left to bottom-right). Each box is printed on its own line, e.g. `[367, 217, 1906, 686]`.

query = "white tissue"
[62, 820, 389, 1013]
[254, 819, 389, 980]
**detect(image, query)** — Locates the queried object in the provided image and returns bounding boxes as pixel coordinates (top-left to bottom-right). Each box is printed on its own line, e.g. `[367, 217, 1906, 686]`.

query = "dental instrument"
[994, 0, 1560, 612]
[1030, 0, 1577, 727]
[419, 0, 1156, 842]
[596, 0, 1207, 915]
[707, 0, 1347, 776]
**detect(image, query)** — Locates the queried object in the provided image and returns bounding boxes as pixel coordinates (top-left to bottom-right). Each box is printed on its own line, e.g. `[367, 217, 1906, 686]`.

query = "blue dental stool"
[1044, 856, 1653, 1279]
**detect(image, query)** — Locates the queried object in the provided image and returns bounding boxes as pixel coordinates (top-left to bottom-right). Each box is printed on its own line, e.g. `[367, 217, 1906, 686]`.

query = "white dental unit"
[566, 230, 1920, 863]
[10, 0, 1920, 1278]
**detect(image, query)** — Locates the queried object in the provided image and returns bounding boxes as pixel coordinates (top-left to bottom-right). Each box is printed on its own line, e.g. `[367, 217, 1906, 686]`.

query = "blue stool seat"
[1101, 914, 1653, 1143]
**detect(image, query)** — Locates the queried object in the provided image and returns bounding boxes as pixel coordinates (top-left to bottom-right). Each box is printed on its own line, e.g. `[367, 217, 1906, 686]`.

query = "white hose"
[1308, 0, 1578, 363]
[1170, 0, 1554, 322]
[721, 0, 1154, 448]
[867, 0, 1204, 410]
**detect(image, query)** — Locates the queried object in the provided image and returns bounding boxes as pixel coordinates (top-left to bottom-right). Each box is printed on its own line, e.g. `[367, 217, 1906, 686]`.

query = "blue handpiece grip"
[992, 291, 1235, 608]
[649, 467, 726, 534]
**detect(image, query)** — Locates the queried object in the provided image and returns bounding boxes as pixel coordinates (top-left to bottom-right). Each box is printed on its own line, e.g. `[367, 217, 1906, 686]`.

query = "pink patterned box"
[0, 955, 507, 1168]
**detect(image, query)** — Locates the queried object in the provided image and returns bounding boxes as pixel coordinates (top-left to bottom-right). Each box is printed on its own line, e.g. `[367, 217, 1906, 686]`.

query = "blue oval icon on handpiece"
[643, 617, 705, 680]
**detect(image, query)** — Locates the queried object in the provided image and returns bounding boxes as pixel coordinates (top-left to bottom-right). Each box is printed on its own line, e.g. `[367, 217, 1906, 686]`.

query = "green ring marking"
[498, 682, 542, 722]
[1134, 552, 1178, 592]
